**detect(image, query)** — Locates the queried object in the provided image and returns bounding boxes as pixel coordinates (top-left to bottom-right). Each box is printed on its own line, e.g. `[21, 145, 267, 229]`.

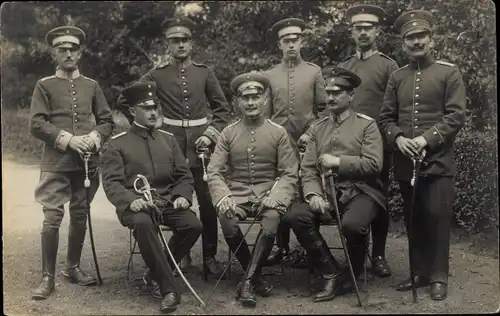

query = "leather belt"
[163, 117, 208, 127]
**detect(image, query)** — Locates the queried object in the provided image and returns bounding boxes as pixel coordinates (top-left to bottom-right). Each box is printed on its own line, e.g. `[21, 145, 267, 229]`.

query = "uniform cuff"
[421, 126, 445, 151]
[203, 126, 221, 144]
[215, 194, 232, 209]
[386, 127, 404, 151]
[304, 192, 322, 203]
[88, 130, 102, 151]
[54, 130, 73, 152]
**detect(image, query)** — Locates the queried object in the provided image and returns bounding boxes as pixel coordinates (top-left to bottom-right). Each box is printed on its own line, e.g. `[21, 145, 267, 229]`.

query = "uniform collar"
[408, 54, 435, 70]
[170, 56, 193, 68]
[131, 122, 158, 139]
[356, 48, 378, 61]
[330, 108, 352, 124]
[55, 68, 81, 79]
[242, 115, 266, 127]
[281, 55, 303, 69]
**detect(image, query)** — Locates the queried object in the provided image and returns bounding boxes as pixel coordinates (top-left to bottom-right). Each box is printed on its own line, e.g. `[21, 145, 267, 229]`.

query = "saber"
[134, 174, 206, 307]
[324, 171, 363, 307]
[408, 150, 426, 303]
[82, 152, 103, 285]
[197, 148, 209, 182]
[205, 177, 281, 308]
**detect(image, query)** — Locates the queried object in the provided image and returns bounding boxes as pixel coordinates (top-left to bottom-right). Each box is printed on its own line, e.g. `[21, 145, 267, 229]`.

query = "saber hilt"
[410, 150, 426, 187]
[197, 148, 209, 182]
[82, 152, 92, 188]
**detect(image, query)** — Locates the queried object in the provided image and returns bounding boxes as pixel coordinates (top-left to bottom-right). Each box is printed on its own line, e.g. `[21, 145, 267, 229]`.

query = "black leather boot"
[224, 229, 252, 273]
[61, 222, 96, 286]
[239, 231, 275, 307]
[32, 229, 58, 300]
[262, 224, 290, 267]
[312, 243, 348, 302]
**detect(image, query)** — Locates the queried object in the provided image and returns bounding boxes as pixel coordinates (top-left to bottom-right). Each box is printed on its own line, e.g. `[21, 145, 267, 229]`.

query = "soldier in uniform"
[206, 72, 298, 307]
[284, 67, 386, 302]
[379, 10, 466, 300]
[29, 26, 114, 300]
[337, 4, 399, 277]
[101, 82, 203, 313]
[118, 18, 231, 277]
[263, 17, 328, 266]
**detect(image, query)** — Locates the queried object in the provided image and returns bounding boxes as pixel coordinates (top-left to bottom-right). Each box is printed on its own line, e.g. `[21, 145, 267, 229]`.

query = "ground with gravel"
[3, 159, 499, 315]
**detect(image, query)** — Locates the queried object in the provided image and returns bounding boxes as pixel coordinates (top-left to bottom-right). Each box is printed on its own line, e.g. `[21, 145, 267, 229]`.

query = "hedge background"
[1, 1, 497, 234]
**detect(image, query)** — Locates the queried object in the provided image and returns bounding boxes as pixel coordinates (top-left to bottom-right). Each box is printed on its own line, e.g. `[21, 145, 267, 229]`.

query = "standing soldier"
[379, 10, 466, 300]
[29, 26, 114, 300]
[263, 17, 328, 266]
[337, 4, 399, 277]
[284, 66, 386, 302]
[118, 18, 231, 277]
[207, 72, 298, 307]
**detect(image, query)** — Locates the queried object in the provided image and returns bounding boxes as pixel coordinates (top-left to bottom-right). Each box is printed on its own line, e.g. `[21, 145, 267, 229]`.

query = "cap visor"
[352, 22, 376, 27]
[54, 42, 79, 49]
[240, 88, 262, 96]
[404, 27, 432, 37]
[166, 33, 191, 39]
[279, 33, 300, 40]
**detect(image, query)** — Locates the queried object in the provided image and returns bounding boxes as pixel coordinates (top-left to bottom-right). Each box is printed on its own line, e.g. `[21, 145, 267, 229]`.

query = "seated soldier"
[283, 67, 386, 302]
[101, 82, 203, 314]
[206, 72, 299, 307]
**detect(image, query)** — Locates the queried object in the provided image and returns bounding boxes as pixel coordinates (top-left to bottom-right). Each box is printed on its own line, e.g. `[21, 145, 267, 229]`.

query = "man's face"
[129, 102, 160, 128]
[52, 45, 82, 71]
[237, 90, 266, 119]
[325, 88, 352, 114]
[351, 24, 379, 51]
[167, 36, 193, 60]
[402, 30, 432, 59]
[278, 36, 302, 60]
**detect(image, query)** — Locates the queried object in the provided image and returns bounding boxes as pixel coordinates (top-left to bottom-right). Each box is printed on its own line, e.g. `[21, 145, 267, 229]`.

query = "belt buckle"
[181, 119, 190, 128]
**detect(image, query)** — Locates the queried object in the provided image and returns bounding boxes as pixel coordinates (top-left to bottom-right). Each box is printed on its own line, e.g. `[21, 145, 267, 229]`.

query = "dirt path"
[3, 159, 499, 315]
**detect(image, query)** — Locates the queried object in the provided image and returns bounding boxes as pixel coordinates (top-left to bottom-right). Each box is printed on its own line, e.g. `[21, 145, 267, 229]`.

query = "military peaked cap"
[322, 66, 362, 91]
[121, 82, 158, 107]
[45, 26, 86, 48]
[163, 17, 196, 39]
[346, 4, 387, 26]
[230, 71, 270, 96]
[270, 18, 306, 40]
[394, 10, 434, 37]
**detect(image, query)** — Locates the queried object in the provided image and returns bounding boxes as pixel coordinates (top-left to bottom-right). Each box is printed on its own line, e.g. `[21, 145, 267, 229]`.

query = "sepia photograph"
[1, 1, 498, 314]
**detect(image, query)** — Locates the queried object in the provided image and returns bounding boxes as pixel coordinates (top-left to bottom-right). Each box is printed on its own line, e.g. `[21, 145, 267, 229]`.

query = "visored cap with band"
[323, 66, 362, 92]
[346, 4, 387, 26]
[230, 71, 270, 96]
[121, 82, 159, 107]
[270, 18, 306, 40]
[163, 17, 196, 39]
[45, 26, 86, 48]
[394, 10, 434, 37]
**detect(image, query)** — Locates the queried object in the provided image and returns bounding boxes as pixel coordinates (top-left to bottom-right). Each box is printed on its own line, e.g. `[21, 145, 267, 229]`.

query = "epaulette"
[267, 119, 286, 129]
[227, 119, 241, 128]
[357, 113, 374, 121]
[436, 60, 456, 67]
[341, 54, 355, 62]
[192, 61, 208, 68]
[155, 60, 170, 69]
[315, 116, 329, 125]
[111, 131, 127, 139]
[158, 129, 174, 136]
[378, 52, 396, 63]
[305, 61, 321, 69]
[40, 75, 56, 82]
[392, 64, 409, 74]
[81, 75, 98, 84]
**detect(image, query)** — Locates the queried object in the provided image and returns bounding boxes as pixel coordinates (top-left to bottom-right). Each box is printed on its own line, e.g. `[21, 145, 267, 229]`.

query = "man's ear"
[128, 107, 136, 117]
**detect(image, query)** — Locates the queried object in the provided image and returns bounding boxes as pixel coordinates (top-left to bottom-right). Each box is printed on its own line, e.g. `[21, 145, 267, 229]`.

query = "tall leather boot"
[263, 224, 289, 267]
[238, 231, 275, 307]
[61, 222, 97, 286]
[32, 229, 59, 300]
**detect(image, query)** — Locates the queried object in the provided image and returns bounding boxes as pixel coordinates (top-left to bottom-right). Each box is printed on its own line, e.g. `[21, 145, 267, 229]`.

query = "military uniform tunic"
[380, 56, 467, 181]
[338, 51, 399, 122]
[30, 69, 114, 172]
[264, 58, 327, 147]
[207, 118, 299, 209]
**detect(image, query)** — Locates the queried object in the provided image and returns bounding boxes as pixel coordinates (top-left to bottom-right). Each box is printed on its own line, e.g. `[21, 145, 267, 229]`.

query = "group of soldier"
[28, 3, 466, 314]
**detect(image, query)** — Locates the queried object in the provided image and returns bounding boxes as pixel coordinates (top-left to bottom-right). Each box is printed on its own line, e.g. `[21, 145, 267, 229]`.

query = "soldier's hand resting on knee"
[217, 196, 237, 218]
[173, 197, 190, 210]
[308, 195, 331, 214]
[130, 198, 155, 213]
